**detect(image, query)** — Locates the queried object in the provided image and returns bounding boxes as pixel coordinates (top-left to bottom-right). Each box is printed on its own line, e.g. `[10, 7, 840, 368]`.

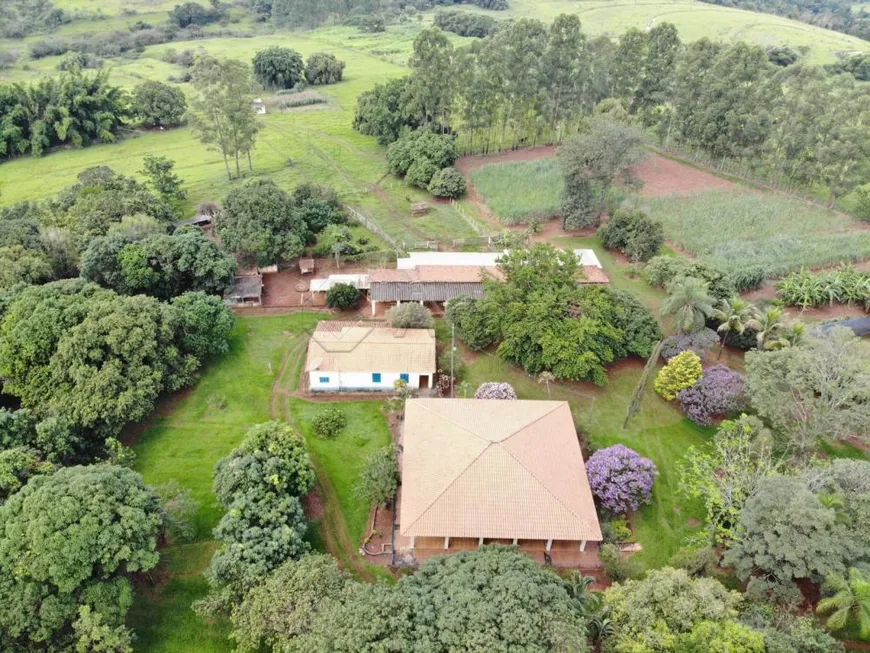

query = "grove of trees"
[355, 18, 870, 204]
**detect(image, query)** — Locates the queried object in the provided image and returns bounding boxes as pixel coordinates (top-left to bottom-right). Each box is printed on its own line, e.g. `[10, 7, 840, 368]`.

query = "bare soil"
[632, 156, 734, 197]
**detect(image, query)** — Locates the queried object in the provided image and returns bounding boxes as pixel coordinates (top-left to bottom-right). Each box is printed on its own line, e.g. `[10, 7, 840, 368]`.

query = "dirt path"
[269, 334, 378, 582]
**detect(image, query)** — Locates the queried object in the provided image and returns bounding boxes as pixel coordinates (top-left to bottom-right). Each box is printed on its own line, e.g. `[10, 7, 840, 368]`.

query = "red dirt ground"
[632, 156, 734, 197]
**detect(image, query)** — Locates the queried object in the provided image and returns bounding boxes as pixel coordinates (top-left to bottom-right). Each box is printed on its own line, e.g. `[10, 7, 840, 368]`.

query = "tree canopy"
[0, 464, 162, 652]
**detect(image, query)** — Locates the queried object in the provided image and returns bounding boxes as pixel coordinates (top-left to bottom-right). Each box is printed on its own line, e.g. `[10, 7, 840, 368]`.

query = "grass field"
[645, 189, 870, 277]
[458, 0, 870, 64]
[470, 158, 563, 225]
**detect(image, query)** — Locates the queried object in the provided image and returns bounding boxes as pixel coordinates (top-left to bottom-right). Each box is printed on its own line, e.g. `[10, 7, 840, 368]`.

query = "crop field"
[646, 189, 870, 277]
[470, 157, 564, 224]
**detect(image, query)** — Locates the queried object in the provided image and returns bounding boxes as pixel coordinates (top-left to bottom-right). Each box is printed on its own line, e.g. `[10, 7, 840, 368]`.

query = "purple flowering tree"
[677, 365, 747, 427]
[661, 328, 719, 361]
[586, 444, 658, 514]
[474, 382, 518, 400]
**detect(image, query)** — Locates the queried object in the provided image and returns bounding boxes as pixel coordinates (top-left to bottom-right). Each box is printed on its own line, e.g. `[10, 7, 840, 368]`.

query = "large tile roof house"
[398, 398, 603, 559]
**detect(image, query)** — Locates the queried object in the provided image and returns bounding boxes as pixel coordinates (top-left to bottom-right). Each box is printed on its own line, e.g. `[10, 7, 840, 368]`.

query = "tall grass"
[645, 190, 870, 278]
[470, 158, 563, 225]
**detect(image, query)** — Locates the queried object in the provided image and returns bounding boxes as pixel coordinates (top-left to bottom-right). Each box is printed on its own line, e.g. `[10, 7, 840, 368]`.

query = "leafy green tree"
[0, 465, 162, 652]
[597, 208, 664, 262]
[723, 475, 868, 582]
[679, 415, 782, 545]
[661, 276, 715, 334]
[189, 56, 261, 180]
[140, 155, 185, 201]
[352, 77, 418, 145]
[387, 129, 458, 189]
[560, 170, 599, 229]
[604, 567, 743, 653]
[676, 620, 765, 653]
[132, 80, 187, 128]
[817, 568, 870, 639]
[203, 422, 315, 613]
[301, 546, 589, 651]
[218, 179, 308, 265]
[171, 291, 235, 360]
[0, 446, 53, 502]
[559, 117, 646, 217]
[230, 554, 349, 653]
[446, 294, 498, 351]
[745, 327, 870, 455]
[354, 446, 398, 508]
[407, 27, 456, 129]
[326, 282, 359, 309]
[252, 46, 304, 90]
[304, 52, 345, 85]
[427, 166, 466, 198]
[0, 244, 53, 290]
[169, 1, 220, 27]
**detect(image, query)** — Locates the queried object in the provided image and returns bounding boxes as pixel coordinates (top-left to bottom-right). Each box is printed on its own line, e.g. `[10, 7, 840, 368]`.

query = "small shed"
[411, 202, 429, 216]
[224, 275, 263, 307]
[299, 258, 316, 275]
[258, 264, 279, 275]
[253, 98, 266, 115]
[176, 214, 213, 228]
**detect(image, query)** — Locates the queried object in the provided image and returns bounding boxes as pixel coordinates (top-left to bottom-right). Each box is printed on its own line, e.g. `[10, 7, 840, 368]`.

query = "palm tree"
[538, 371, 556, 398]
[817, 568, 870, 639]
[661, 276, 715, 334]
[754, 306, 787, 350]
[711, 297, 759, 359]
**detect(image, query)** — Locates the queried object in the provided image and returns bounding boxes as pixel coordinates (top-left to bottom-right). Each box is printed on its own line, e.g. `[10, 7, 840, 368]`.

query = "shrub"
[304, 52, 345, 85]
[654, 350, 703, 401]
[776, 265, 870, 309]
[386, 302, 434, 329]
[169, 2, 221, 28]
[729, 266, 766, 292]
[253, 46, 304, 90]
[677, 365, 747, 426]
[474, 382, 517, 400]
[357, 15, 385, 33]
[643, 256, 735, 300]
[354, 446, 398, 507]
[326, 282, 359, 309]
[597, 207, 664, 262]
[855, 182, 870, 221]
[427, 167, 467, 199]
[599, 542, 639, 582]
[446, 295, 497, 351]
[312, 408, 346, 439]
[586, 444, 658, 514]
[661, 328, 719, 361]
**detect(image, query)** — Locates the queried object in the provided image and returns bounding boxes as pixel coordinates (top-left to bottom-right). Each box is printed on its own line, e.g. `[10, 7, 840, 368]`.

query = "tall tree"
[188, 56, 261, 179]
[711, 296, 759, 358]
[542, 14, 588, 141]
[661, 276, 715, 334]
[407, 28, 456, 130]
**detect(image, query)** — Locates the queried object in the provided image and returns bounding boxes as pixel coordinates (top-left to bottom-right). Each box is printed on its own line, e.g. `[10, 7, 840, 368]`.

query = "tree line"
[355, 17, 870, 204]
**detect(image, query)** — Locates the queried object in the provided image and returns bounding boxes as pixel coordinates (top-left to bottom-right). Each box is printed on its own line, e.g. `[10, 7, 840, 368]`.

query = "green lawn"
[470, 158, 564, 225]
[127, 313, 321, 653]
[287, 398, 394, 581]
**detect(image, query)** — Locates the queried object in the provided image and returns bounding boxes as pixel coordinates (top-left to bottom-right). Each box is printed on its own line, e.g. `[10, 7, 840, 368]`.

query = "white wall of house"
[309, 371, 429, 392]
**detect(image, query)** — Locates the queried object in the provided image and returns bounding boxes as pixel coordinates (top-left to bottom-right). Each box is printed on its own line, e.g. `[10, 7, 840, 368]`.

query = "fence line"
[343, 204, 403, 254]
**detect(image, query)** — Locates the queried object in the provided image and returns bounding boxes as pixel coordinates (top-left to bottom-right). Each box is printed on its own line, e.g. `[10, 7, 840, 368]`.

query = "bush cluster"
[654, 350, 703, 400]
[597, 208, 664, 262]
[677, 365, 747, 426]
[643, 256, 736, 300]
[660, 328, 719, 361]
[386, 303, 434, 328]
[326, 282, 360, 309]
[304, 52, 345, 85]
[132, 80, 187, 127]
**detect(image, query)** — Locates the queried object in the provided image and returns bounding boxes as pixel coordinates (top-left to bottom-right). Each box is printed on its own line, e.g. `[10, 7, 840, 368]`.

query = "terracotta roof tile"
[400, 399, 603, 542]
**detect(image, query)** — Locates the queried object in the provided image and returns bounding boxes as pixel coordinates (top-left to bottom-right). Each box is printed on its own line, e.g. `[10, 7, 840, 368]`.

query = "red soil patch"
[303, 490, 325, 521]
[633, 156, 734, 197]
[261, 259, 373, 308]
